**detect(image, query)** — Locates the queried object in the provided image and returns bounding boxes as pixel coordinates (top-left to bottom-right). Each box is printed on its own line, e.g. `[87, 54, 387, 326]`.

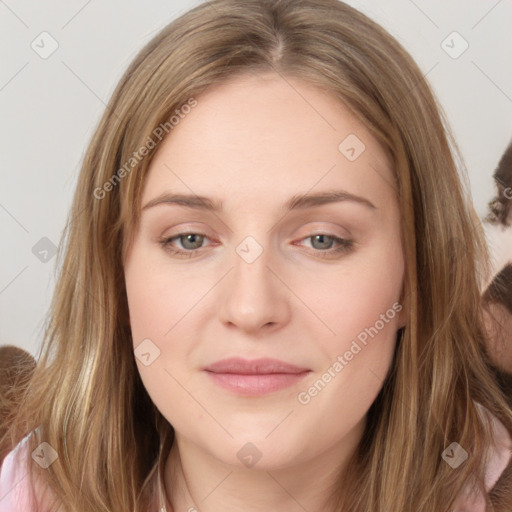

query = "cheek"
[124, 249, 194, 423]
[293, 249, 404, 411]
[124, 245, 212, 405]
[296, 246, 404, 348]
[294, 266, 403, 426]
[124, 271, 161, 345]
[124, 247, 196, 344]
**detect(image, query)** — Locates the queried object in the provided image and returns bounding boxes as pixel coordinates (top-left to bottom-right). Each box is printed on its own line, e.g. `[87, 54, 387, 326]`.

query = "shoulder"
[452, 403, 512, 511]
[0, 428, 61, 512]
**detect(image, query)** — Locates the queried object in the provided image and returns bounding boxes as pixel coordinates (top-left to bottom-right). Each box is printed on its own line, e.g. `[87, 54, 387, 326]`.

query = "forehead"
[142, 72, 395, 212]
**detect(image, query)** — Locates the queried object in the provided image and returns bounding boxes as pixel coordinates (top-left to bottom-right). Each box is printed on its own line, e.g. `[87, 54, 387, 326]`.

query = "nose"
[218, 240, 291, 334]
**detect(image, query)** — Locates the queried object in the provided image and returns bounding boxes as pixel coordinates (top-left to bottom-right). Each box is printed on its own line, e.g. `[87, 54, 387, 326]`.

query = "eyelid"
[293, 221, 352, 238]
[158, 221, 215, 240]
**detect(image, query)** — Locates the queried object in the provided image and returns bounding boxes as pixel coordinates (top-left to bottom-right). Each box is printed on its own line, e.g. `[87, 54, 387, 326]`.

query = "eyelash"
[158, 232, 354, 259]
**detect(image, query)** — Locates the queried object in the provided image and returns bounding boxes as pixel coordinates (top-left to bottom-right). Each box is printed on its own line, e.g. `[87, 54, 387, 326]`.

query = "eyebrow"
[141, 189, 377, 212]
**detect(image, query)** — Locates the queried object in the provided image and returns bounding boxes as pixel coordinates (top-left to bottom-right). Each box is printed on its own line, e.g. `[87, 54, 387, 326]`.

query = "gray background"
[1, 0, 511, 357]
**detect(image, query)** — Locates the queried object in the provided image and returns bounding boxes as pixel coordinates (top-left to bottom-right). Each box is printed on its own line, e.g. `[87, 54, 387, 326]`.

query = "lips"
[203, 357, 310, 375]
[202, 357, 311, 395]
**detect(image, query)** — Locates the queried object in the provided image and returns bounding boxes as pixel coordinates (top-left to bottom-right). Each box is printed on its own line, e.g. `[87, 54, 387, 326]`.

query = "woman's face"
[124, 72, 405, 470]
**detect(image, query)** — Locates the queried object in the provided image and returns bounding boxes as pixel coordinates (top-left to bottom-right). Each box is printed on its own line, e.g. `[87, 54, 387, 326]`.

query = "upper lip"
[203, 357, 310, 375]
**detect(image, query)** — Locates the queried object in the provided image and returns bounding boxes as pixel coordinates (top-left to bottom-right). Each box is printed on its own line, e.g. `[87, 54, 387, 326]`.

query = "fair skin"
[123, 72, 406, 512]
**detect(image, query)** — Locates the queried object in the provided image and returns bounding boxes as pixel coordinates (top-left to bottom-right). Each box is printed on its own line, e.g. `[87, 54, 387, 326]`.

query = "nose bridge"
[234, 234, 272, 285]
[218, 233, 289, 331]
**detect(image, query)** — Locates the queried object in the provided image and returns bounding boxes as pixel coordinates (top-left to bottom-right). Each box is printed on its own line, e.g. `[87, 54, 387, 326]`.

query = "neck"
[163, 417, 365, 512]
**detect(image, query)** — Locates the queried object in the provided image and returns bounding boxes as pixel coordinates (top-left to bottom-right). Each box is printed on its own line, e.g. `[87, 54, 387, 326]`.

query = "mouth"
[202, 357, 312, 396]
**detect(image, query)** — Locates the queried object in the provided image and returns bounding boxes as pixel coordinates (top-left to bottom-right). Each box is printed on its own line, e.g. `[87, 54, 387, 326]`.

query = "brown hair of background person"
[483, 141, 512, 393]
[0, 345, 36, 465]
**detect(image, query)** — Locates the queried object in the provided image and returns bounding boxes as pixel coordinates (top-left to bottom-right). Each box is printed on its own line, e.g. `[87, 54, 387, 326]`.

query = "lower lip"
[204, 371, 311, 395]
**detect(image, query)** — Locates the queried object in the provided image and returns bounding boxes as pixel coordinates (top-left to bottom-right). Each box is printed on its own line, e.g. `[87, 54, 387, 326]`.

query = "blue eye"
[159, 233, 210, 257]
[298, 234, 354, 258]
[159, 232, 354, 259]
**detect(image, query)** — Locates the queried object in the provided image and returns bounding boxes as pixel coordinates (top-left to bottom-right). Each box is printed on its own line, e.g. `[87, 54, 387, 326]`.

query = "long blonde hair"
[4, 0, 512, 510]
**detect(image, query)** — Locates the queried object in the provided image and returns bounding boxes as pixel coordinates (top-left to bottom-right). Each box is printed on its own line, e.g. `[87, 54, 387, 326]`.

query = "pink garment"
[451, 403, 512, 511]
[1, 408, 511, 511]
[0, 430, 38, 511]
